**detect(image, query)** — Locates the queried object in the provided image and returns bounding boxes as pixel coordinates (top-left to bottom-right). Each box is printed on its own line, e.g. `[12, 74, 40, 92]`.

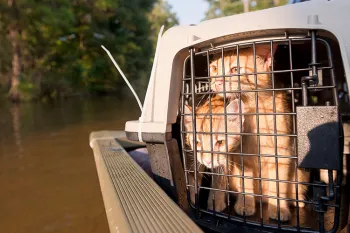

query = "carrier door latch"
[296, 30, 343, 232]
[297, 83, 341, 231]
[297, 65, 343, 233]
[297, 30, 341, 171]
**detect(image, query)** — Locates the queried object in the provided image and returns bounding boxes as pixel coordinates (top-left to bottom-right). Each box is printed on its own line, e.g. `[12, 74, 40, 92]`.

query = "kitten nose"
[203, 158, 212, 165]
[216, 78, 224, 84]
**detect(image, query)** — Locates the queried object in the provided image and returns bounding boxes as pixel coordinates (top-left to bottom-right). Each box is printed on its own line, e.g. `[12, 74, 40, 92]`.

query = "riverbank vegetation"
[0, 0, 178, 102]
[1, 0, 288, 103]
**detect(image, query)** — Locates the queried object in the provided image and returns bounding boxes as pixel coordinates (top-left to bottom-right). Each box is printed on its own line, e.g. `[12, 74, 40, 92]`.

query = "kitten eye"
[230, 67, 238, 73]
[216, 140, 224, 146]
[210, 65, 217, 73]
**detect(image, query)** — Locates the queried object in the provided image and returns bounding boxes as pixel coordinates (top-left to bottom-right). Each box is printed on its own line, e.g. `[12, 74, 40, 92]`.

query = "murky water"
[0, 94, 140, 233]
[1, 92, 348, 233]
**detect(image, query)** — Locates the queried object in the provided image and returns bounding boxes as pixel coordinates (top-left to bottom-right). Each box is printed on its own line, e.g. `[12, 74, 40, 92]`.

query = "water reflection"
[10, 103, 23, 157]
[0, 94, 140, 233]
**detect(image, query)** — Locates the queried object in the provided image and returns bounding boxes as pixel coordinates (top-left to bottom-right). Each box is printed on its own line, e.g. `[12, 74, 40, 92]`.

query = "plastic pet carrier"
[125, 0, 350, 232]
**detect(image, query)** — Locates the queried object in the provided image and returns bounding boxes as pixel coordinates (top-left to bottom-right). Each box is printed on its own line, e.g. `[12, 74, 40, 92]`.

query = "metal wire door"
[180, 30, 343, 233]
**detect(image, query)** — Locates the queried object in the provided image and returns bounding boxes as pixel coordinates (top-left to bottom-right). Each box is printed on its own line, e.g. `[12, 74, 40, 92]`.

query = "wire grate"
[179, 31, 344, 233]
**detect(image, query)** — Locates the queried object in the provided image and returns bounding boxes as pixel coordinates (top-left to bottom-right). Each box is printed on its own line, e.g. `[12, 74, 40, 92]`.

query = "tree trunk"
[7, 0, 21, 102]
[273, 0, 280, 6]
[242, 0, 249, 13]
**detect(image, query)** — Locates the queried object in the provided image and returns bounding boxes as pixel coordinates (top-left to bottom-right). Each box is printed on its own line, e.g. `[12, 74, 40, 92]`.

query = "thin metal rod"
[183, 112, 296, 116]
[184, 175, 337, 189]
[271, 40, 281, 226]
[189, 48, 199, 216]
[221, 47, 231, 219]
[180, 53, 190, 198]
[181, 131, 296, 137]
[253, 42, 263, 225]
[183, 66, 333, 80]
[207, 50, 216, 214]
[289, 38, 301, 230]
[181, 85, 336, 95]
[185, 185, 337, 207]
[237, 43, 244, 223]
[183, 148, 299, 158]
[319, 212, 325, 233]
[236, 45, 247, 223]
[196, 37, 314, 55]
[311, 30, 318, 79]
[318, 38, 338, 106]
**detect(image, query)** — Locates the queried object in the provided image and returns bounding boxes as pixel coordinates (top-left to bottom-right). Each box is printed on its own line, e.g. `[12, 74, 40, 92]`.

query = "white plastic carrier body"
[125, 0, 350, 141]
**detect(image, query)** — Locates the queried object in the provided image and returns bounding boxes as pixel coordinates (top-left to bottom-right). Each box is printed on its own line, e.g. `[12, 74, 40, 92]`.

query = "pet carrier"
[118, 0, 350, 233]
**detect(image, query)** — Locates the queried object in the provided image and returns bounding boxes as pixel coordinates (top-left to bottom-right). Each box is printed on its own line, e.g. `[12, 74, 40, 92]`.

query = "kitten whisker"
[196, 94, 209, 107]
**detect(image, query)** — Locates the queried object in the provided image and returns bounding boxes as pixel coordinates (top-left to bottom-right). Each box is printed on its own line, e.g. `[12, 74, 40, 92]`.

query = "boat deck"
[89, 131, 203, 233]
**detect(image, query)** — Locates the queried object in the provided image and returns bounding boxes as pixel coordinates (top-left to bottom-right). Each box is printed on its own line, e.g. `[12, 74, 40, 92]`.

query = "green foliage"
[204, 0, 289, 20]
[0, 21, 12, 88]
[0, 0, 178, 101]
[205, 0, 242, 19]
[148, 0, 179, 45]
[18, 76, 40, 101]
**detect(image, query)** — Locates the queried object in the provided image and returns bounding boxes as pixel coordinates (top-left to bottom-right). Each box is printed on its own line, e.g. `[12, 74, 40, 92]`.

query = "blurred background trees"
[0, 0, 288, 103]
[204, 0, 289, 20]
[0, 0, 178, 102]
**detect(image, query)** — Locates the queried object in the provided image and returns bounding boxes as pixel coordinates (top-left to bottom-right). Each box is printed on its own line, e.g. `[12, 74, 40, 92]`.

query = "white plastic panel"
[125, 0, 350, 138]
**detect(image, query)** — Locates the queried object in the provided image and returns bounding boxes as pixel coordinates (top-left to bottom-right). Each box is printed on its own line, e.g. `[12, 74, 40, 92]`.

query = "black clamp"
[313, 181, 328, 213]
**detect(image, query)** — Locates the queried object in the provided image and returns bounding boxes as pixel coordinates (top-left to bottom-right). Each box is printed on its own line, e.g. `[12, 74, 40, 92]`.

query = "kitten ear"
[226, 99, 245, 124]
[256, 44, 278, 70]
[183, 105, 193, 125]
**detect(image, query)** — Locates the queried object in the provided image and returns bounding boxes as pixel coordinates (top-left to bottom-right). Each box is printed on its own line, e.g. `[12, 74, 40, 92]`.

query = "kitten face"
[210, 44, 277, 99]
[183, 98, 245, 169]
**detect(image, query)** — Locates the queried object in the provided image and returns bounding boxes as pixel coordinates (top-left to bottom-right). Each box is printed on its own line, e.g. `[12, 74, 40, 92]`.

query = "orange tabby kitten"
[209, 44, 309, 221]
[183, 95, 245, 211]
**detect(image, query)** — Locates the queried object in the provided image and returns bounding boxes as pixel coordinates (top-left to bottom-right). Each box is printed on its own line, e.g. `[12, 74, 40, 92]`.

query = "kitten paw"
[268, 205, 291, 222]
[234, 200, 255, 216]
[208, 200, 227, 212]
